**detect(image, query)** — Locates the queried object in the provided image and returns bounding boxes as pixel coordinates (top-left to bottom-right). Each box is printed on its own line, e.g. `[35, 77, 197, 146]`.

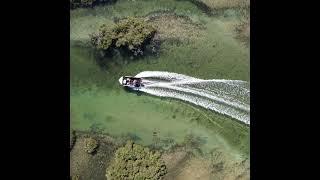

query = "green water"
[70, 0, 249, 161]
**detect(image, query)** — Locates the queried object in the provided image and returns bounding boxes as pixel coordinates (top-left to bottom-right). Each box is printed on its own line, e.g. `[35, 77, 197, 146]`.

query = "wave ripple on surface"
[134, 71, 250, 125]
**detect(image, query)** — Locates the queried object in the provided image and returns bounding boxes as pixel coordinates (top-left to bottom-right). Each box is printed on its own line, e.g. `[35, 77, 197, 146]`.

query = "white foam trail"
[136, 71, 197, 81]
[134, 71, 250, 125]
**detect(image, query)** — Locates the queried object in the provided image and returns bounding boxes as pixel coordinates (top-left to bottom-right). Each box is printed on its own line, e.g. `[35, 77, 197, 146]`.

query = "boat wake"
[135, 71, 250, 125]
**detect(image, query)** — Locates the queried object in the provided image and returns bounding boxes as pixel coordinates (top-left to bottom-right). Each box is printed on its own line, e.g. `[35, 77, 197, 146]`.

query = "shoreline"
[70, 130, 249, 179]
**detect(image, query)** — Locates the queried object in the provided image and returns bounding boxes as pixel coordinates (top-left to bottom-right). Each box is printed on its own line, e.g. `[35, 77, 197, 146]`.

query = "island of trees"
[90, 17, 157, 57]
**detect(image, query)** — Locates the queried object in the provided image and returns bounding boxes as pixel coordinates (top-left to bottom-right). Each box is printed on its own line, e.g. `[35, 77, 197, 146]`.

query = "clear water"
[70, 0, 250, 162]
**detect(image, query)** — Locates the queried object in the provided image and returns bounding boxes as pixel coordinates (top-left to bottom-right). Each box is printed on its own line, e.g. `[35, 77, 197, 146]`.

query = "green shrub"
[90, 17, 156, 56]
[83, 137, 99, 154]
[106, 141, 167, 180]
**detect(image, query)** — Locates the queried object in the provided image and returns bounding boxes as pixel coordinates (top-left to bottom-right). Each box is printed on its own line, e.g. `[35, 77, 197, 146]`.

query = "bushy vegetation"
[90, 17, 157, 56]
[106, 141, 167, 180]
[83, 137, 99, 154]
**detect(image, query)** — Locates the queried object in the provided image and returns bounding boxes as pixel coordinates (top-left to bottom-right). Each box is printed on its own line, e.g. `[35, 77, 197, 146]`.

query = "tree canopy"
[90, 17, 156, 56]
[83, 137, 99, 154]
[106, 141, 167, 180]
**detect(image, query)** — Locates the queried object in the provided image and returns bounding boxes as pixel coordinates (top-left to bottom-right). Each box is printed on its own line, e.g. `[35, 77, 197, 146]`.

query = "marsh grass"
[148, 14, 204, 42]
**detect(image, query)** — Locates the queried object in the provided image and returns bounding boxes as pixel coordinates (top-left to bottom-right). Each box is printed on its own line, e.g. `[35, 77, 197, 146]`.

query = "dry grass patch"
[162, 147, 250, 180]
[147, 14, 204, 42]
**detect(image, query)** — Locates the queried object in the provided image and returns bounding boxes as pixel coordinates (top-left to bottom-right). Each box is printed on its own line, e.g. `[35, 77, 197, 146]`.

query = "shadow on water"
[89, 122, 106, 134]
[94, 48, 154, 71]
[124, 132, 142, 141]
[123, 87, 144, 96]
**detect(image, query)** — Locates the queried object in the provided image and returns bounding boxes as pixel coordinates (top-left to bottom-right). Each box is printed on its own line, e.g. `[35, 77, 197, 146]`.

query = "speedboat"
[119, 76, 144, 90]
